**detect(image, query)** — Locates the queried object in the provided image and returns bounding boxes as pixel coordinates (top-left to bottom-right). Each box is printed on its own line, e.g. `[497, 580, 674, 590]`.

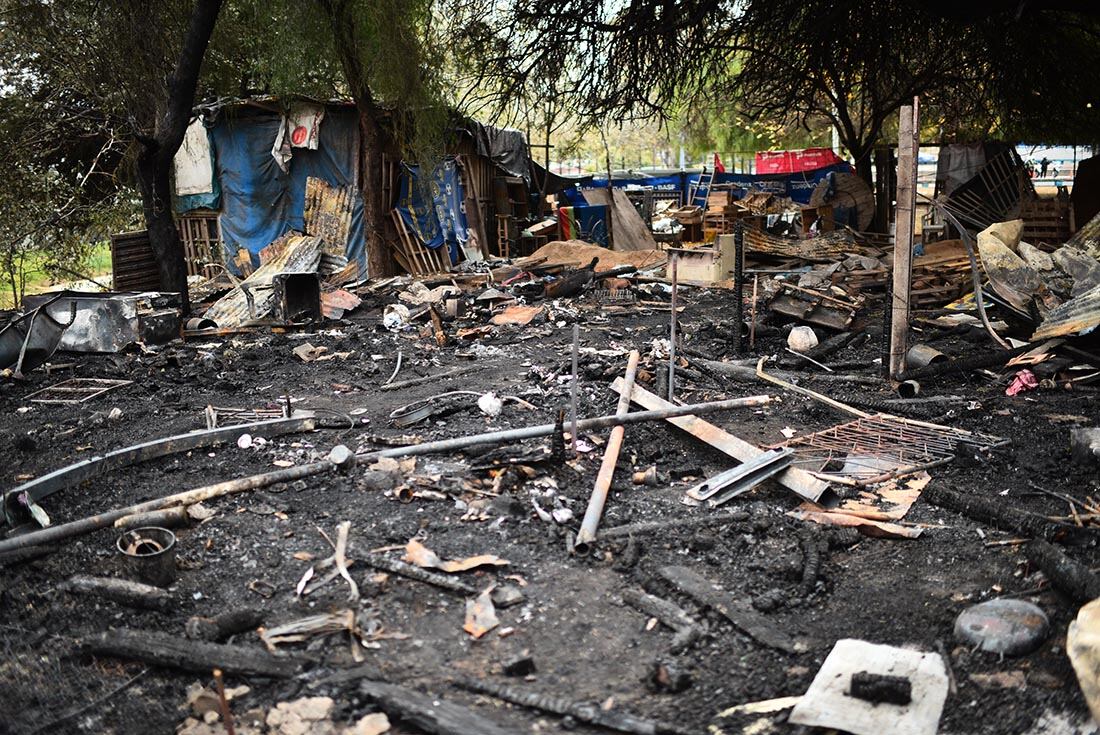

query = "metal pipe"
[905, 344, 947, 370]
[0, 396, 775, 555]
[668, 256, 678, 400]
[923, 194, 1011, 350]
[896, 380, 921, 398]
[570, 324, 579, 451]
[576, 351, 641, 549]
[2, 416, 317, 524]
[365, 393, 772, 462]
[749, 274, 758, 350]
[0, 461, 332, 555]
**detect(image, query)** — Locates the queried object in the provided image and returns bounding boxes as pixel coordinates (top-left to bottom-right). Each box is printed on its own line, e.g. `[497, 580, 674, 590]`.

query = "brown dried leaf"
[402, 539, 508, 573]
[463, 588, 499, 639]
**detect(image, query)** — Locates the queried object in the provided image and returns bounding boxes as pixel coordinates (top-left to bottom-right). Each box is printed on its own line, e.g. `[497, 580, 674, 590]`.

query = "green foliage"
[241, 0, 451, 165]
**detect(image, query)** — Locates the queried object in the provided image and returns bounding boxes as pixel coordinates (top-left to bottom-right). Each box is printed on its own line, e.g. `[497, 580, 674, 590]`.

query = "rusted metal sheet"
[611, 379, 829, 503]
[320, 288, 362, 319]
[304, 176, 354, 258]
[203, 234, 323, 328]
[0, 295, 76, 376]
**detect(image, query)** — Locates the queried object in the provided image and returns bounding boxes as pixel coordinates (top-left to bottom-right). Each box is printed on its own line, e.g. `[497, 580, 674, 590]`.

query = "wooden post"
[889, 98, 919, 380]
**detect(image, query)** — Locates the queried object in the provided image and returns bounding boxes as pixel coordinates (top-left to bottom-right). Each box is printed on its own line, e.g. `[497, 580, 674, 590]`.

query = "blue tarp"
[563, 164, 853, 207]
[394, 159, 468, 265]
[209, 109, 366, 270]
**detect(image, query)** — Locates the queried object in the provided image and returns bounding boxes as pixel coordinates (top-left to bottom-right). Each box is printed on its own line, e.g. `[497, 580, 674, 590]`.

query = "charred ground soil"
[1, 288, 1098, 735]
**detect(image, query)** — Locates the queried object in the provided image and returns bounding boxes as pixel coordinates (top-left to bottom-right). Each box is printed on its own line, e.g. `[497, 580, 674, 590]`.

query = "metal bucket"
[117, 526, 177, 587]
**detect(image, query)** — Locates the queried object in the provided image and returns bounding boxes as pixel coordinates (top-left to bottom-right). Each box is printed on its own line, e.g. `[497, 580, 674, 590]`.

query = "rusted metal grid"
[776, 414, 1006, 486]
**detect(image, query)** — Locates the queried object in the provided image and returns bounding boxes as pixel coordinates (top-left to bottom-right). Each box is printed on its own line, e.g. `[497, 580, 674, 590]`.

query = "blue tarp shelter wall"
[566, 163, 854, 206]
[185, 103, 367, 271]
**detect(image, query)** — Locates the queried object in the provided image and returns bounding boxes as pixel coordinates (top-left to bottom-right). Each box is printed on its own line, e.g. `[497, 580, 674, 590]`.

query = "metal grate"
[775, 414, 1006, 484]
[204, 404, 288, 429]
[24, 378, 133, 404]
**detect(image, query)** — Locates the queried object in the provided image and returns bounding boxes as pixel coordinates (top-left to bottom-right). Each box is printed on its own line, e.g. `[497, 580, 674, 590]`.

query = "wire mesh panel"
[777, 414, 1005, 482]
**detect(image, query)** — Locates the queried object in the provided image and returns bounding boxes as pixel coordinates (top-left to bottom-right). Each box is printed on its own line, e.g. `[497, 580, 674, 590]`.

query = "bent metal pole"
[576, 350, 641, 549]
[0, 392, 772, 555]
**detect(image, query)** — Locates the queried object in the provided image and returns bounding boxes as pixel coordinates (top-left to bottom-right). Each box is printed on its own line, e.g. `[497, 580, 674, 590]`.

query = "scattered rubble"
[6, 151, 1100, 734]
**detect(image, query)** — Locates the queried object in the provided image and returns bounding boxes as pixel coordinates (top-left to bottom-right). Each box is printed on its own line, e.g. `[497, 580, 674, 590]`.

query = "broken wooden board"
[789, 473, 928, 539]
[658, 566, 808, 653]
[611, 379, 829, 503]
[582, 188, 658, 252]
[789, 639, 949, 735]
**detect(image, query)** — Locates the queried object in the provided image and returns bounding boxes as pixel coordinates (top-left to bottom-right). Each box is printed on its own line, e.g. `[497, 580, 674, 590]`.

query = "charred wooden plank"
[657, 566, 807, 653]
[360, 680, 516, 735]
[925, 485, 1097, 545]
[1026, 539, 1100, 603]
[454, 677, 692, 735]
[86, 628, 299, 678]
[61, 575, 172, 612]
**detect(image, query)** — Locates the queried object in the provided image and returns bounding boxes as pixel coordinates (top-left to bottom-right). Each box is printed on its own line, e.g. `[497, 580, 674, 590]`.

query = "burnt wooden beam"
[657, 566, 808, 653]
[61, 575, 173, 612]
[360, 680, 516, 735]
[1027, 539, 1100, 603]
[924, 484, 1097, 545]
[85, 628, 299, 678]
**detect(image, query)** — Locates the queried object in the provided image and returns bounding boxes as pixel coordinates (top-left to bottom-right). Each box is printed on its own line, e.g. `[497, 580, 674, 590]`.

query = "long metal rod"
[2, 416, 317, 522]
[749, 274, 758, 349]
[756, 356, 870, 418]
[570, 323, 579, 451]
[0, 462, 329, 554]
[577, 350, 641, 548]
[0, 394, 775, 555]
[734, 222, 745, 354]
[668, 256, 678, 400]
[924, 195, 1011, 350]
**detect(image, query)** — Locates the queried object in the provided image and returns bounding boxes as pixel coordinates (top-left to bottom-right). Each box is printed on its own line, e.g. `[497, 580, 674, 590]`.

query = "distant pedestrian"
[1040, 157, 1051, 178]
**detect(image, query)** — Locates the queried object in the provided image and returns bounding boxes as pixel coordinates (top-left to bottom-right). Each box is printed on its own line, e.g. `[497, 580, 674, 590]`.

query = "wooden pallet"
[390, 210, 451, 276]
[176, 210, 223, 277]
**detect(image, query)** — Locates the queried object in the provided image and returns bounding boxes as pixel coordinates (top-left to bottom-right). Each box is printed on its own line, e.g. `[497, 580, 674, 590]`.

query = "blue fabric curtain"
[394, 159, 469, 264]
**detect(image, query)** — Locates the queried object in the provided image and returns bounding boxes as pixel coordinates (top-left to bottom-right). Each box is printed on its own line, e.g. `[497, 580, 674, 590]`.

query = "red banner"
[755, 148, 844, 175]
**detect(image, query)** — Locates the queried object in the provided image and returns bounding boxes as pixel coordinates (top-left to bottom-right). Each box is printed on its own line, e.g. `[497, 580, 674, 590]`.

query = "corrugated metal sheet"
[203, 234, 323, 327]
[1031, 282, 1100, 340]
[744, 227, 876, 260]
[1066, 210, 1100, 259]
[304, 176, 354, 258]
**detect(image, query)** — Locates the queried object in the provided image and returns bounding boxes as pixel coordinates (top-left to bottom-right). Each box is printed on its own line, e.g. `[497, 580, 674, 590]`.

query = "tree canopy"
[1, 0, 1100, 304]
[462, 0, 1100, 180]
